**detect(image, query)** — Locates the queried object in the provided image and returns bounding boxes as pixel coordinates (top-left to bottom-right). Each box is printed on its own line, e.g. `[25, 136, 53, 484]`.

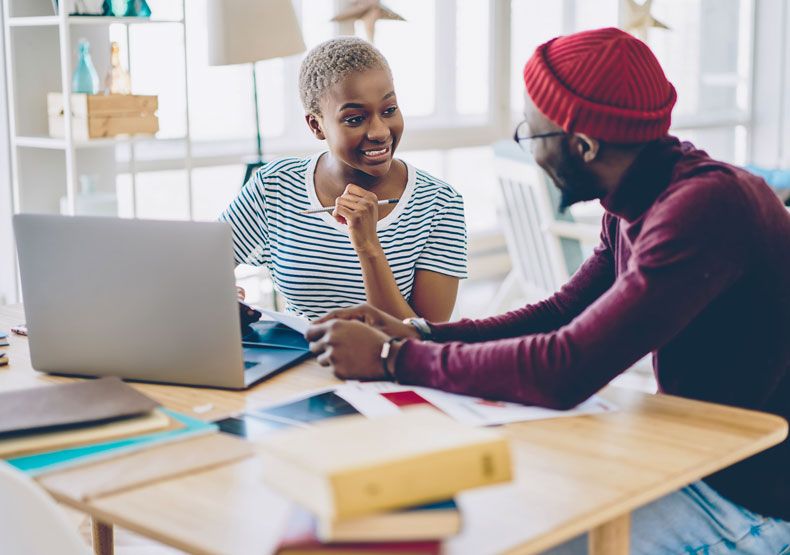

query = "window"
[113, 0, 754, 225]
[115, 0, 509, 223]
[509, 0, 752, 164]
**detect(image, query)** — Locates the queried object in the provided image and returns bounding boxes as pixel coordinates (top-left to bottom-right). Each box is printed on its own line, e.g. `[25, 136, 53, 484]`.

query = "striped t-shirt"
[219, 154, 468, 321]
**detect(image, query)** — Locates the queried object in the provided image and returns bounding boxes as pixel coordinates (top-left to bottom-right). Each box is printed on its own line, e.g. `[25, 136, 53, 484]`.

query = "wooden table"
[1, 304, 787, 555]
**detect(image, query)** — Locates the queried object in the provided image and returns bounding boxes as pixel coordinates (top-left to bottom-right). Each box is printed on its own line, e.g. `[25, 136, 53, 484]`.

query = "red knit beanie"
[523, 27, 676, 143]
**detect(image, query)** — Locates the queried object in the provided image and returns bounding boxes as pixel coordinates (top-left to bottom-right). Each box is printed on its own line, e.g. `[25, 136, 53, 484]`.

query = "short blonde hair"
[299, 36, 392, 116]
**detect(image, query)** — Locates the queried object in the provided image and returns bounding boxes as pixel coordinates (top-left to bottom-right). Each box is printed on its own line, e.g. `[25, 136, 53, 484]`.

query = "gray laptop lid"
[13, 214, 248, 388]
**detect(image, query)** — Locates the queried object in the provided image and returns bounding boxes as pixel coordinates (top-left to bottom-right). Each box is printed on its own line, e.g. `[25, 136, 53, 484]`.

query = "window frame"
[116, 0, 512, 175]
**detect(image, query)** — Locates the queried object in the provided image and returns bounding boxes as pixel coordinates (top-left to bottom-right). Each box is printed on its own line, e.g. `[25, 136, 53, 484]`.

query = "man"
[306, 27, 790, 553]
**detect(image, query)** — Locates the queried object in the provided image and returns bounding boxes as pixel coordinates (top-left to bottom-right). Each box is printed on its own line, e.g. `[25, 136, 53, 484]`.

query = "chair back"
[0, 462, 91, 555]
[493, 142, 574, 301]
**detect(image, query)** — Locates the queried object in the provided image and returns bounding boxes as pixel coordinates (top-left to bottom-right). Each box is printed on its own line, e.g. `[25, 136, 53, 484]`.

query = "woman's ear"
[573, 133, 599, 163]
[305, 114, 326, 141]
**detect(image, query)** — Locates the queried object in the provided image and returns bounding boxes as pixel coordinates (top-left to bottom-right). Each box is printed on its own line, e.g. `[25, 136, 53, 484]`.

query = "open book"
[241, 307, 310, 351]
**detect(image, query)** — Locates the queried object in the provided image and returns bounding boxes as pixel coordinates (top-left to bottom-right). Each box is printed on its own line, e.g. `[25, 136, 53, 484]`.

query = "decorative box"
[47, 93, 158, 140]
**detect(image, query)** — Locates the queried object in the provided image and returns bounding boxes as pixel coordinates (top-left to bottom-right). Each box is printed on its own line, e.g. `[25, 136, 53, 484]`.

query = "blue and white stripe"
[219, 153, 467, 321]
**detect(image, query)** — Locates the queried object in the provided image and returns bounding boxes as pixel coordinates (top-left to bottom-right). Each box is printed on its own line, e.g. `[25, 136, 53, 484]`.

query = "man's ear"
[305, 114, 326, 140]
[572, 133, 599, 163]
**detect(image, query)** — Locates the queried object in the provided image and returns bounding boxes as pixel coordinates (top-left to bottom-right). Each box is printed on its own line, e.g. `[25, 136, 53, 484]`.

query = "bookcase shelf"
[2, 0, 193, 217]
[9, 16, 184, 27]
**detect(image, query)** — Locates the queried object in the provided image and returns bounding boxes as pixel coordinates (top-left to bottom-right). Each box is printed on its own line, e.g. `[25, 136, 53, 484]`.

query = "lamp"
[206, 0, 306, 183]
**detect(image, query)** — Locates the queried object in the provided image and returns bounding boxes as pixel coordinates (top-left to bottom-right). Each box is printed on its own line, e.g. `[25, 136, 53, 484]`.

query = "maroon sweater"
[395, 137, 790, 520]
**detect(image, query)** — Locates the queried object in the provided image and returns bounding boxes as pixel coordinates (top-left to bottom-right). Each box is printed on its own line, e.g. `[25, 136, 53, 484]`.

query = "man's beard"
[550, 139, 603, 213]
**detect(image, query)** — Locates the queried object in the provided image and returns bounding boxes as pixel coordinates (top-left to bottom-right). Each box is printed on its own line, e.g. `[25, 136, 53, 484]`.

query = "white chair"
[491, 141, 600, 311]
[0, 461, 91, 555]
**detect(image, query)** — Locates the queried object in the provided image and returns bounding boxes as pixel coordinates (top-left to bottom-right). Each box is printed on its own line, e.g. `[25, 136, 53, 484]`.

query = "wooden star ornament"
[331, 0, 406, 43]
[621, 0, 670, 41]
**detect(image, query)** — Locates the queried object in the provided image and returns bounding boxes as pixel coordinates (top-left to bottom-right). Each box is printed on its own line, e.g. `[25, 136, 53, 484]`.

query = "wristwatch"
[403, 317, 432, 341]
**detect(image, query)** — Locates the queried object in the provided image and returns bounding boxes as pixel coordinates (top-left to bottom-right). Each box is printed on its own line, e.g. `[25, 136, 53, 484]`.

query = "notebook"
[0, 377, 159, 436]
[7, 409, 217, 476]
[0, 409, 173, 458]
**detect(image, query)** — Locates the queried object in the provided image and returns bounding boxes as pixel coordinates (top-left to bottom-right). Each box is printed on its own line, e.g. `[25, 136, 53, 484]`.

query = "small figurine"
[104, 41, 131, 95]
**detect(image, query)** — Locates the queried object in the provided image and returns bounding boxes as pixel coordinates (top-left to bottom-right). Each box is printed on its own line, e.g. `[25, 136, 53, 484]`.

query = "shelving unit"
[2, 0, 192, 218]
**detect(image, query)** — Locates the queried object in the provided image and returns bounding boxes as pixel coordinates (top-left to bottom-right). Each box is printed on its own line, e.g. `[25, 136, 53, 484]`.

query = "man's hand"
[306, 319, 393, 380]
[236, 286, 246, 300]
[313, 303, 420, 339]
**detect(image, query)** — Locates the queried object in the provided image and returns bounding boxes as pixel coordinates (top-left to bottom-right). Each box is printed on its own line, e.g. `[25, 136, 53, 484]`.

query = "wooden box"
[47, 93, 159, 141]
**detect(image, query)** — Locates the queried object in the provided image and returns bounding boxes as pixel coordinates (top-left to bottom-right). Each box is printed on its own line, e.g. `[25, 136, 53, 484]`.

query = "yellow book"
[256, 406, 512, 519]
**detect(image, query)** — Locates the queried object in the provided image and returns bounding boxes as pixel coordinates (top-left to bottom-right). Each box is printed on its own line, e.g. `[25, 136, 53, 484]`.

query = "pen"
[299, 198, 398, 215]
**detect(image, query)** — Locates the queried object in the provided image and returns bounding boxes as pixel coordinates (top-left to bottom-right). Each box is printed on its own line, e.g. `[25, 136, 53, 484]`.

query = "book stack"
[0, 377, 216, 476]
[258, 406, 513, 553]
[0, 331, 7, 367]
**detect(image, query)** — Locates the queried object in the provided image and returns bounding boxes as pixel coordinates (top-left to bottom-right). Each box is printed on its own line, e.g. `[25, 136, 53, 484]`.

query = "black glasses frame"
[513, 120, 565, 149]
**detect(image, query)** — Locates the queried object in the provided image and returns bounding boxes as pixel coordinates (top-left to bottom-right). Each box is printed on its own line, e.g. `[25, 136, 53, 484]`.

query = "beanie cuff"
[523, 39, 677, 144]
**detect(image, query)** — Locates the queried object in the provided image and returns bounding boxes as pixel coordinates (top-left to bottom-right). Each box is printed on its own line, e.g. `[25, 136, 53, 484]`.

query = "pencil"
[299, 198, 399, 215]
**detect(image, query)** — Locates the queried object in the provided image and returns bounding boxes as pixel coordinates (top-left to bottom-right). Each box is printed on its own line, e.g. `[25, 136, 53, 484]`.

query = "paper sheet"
[335, 381, 617, 426]
[257, 308, 310, 335]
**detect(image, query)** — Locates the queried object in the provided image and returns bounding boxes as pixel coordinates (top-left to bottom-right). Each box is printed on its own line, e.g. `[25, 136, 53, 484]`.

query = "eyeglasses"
[513, 120, 565, 150]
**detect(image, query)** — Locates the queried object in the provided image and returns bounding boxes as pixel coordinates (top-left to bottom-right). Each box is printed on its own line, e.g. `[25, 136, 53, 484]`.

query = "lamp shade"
[206, 0, 306, 66]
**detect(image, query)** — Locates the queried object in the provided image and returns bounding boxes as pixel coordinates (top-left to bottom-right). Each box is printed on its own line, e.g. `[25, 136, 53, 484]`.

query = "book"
[7, 409, 217, 476]
[0, 352, 6, 367]
[37, 433, 255, 502]
[318, 500, 460, 543]
[0, 408, 173, 458]
[0, 376, 160, 436]
[257, 406, 512, 519]
[276, 506, 441, 554]
[0, 331, 8, 347]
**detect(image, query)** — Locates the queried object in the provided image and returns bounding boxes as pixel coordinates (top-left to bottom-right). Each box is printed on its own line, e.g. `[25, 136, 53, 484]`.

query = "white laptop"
[13, 214, 310, 389]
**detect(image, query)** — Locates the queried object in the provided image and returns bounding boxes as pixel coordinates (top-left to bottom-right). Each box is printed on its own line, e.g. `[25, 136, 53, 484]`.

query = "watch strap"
[379, 337, 401, 381]
[404, 317, 432, 341]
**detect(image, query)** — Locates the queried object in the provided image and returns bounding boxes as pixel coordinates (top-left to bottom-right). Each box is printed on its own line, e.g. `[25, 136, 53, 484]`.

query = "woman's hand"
[312, 303, 420, 339]
[332, 184, 382, 256]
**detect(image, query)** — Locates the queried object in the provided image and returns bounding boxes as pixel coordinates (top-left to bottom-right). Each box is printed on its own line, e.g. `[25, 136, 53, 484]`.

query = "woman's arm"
[334, 184, 460, 321]
[409, 270, 458, 322]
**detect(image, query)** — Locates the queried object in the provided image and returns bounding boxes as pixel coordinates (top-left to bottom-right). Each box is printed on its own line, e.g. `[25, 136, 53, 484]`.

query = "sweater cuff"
[393, 338, 444, 387]
[423, 319, 478, 342]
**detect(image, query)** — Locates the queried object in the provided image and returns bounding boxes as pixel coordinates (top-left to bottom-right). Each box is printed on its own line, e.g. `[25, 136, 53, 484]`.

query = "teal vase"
[71, 39, 99, 94]
[109, 0, 150, 16]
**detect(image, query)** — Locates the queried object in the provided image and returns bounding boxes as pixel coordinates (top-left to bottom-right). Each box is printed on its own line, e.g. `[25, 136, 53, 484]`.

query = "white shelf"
[13, 136, 65, 149]
[13, 134, 178, 150]
[68, 16, 184, 26]
[8, 16, 59, 27]
[8, 16, 183, 27]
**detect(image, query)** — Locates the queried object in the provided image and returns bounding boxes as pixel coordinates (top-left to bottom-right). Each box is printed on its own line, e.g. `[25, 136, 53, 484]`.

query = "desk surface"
[1, 304, 787, 555]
